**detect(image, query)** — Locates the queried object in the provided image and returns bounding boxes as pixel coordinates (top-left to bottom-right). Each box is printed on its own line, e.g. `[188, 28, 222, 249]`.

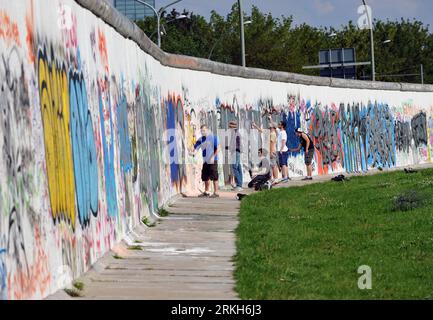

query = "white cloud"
[314, 0, 336, 15]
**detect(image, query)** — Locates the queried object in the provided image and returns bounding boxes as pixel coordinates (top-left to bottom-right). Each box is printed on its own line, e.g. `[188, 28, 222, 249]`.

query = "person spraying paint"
[290, 128, 315, 180]
[190, 125, 220, 198]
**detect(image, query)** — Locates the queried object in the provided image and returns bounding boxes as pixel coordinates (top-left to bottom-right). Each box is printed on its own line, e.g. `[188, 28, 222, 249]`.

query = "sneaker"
[198, 192, 210, 198]
[302, 177, 313, 181]
[210, 193, 220, 198]
[234, 187, 243, 192]
[280, 178, 290, 183]
[260, 182, 273, 190]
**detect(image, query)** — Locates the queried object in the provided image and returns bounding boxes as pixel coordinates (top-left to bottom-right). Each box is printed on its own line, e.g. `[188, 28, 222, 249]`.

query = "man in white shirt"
[277, 121, 290, 182]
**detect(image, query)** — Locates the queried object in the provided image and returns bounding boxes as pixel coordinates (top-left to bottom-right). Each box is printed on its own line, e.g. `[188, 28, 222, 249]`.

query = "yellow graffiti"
[38, 49, 76, 228]
[185, 113, 196, 152]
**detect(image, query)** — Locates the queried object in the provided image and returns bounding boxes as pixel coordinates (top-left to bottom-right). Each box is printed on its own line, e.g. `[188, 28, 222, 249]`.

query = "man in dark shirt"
[290, 128, 315, 180]
[192, 125, 220, 198]
[229, 121, 243, 191]
[248, 148, 271, 190]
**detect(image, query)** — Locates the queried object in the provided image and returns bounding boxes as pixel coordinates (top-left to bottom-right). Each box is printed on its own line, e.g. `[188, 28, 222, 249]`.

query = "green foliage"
[64, 288, 82, 297]
[136, 6, 432, 84]
[235, 169, 433, 299]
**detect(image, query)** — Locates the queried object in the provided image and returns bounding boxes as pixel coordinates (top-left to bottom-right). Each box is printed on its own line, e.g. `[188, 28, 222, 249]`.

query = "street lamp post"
[238, 0, 246, 67]
[421, 64, 424, 84]
[134, 0, 183, 48]
[362, 0, 375, 81]
[149, 14, 187, 39]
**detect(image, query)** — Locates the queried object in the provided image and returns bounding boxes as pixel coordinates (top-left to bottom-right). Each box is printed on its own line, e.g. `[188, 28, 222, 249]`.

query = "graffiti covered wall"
[0, 0, 432, 299]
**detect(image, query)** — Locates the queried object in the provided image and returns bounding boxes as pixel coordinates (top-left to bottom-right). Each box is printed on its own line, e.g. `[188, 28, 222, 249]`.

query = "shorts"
[202, 162, 219, 181]
[270, 152, 277, 168]
[305, 148, 315, 165]
[278, 151, 289, 166]
[179, 163, 186, 180]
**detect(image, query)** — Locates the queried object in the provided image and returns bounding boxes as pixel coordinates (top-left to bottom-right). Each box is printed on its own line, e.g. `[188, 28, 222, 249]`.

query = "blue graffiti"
[98, 85, 118, 218]
[340, 102, 396, 172]
[69, 72, 99, 227]
[365, 102, 396, 169]
[340, 103, 368, 173]
[117, 95, 132, 173]
[282, 111, 302, 156]
[0, 248, 6, 300]
[166, 97, 178, 183]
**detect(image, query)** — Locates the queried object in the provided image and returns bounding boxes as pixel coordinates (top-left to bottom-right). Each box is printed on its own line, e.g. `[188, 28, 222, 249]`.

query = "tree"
[135, 6, 432, 84]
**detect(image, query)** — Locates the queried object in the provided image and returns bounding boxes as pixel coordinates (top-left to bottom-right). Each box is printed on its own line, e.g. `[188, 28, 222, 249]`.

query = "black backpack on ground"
[331, 174, 346, 182]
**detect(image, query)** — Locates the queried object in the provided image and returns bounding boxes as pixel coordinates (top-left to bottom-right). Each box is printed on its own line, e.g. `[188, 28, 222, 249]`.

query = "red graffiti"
[7, 227, 50, 300]
[63, 15, 78, 50]
[25, 1, 36, 63]
[98, 29, 109, 74]
[58, 4, 77, 50]
[0, 11, 21, 47]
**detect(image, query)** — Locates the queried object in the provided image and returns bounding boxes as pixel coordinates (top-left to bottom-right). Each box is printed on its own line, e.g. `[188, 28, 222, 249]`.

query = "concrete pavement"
[47, 192, 240, 300]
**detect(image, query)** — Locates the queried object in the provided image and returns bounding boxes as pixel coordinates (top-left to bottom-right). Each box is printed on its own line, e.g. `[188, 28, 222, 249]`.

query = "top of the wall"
[75, 0, 433, 92]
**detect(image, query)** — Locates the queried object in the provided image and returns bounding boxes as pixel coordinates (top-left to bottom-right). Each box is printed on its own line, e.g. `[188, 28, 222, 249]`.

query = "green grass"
[64, 288, 82, 298]
[72, 281, 84, 291]
[127, 245, 143, 251]
[142, 217, 156, 227]
[235, 168, 433, 300]
[158, 208, 170, 217]
[113, 253, 124, 260]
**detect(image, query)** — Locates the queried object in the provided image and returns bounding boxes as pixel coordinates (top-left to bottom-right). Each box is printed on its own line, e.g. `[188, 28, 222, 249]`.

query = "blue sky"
[155, 0, 433, 30]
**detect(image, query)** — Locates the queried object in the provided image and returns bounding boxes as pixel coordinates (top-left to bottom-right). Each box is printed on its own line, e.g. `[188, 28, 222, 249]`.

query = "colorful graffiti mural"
[0, 0, 432, 300]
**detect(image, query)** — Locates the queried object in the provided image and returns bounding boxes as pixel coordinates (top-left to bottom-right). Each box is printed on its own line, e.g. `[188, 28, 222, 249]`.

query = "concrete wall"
[0, 0, 432, 299]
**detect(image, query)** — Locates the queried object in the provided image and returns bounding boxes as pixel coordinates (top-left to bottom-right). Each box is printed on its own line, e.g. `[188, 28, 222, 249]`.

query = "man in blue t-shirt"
[192, 125, 220, 198]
